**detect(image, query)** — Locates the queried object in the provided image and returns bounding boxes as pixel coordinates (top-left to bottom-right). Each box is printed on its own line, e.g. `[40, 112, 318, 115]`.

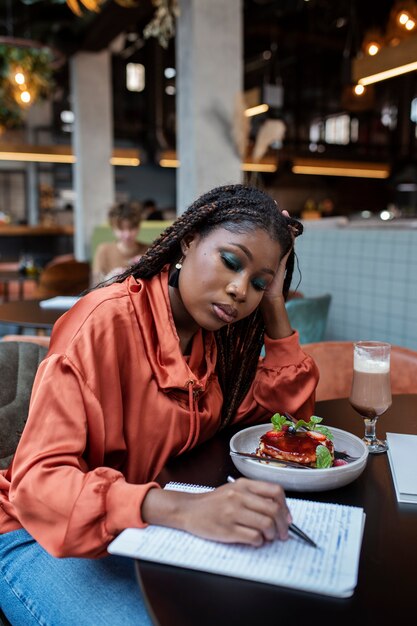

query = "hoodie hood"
[126, 268, 218, 393]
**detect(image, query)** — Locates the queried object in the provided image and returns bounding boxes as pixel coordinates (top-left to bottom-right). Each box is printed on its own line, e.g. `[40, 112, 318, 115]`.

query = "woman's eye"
[221, 252, 241, 271]
[252, 278, 268, 292]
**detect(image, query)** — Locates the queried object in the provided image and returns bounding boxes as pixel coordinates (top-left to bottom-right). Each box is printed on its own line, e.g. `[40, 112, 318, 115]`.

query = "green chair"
[285, 294, 332, 344]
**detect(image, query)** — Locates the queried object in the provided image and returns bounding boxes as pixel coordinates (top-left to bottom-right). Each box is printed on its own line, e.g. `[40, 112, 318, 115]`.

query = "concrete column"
[70, 50, 115, 260]
[176, 0, 242, 214]
[26, 100, 54, 225]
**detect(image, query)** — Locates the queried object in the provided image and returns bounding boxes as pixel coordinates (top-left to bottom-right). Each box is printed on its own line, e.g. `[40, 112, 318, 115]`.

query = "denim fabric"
[0, 529, 154, 626]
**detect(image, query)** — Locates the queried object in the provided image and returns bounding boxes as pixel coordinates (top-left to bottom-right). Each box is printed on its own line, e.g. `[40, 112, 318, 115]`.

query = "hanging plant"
[143, 0, 179, 49]
[0, 43, 55, 131]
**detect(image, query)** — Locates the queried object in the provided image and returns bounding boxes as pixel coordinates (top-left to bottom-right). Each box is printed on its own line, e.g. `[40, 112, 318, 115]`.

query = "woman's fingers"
[234, 478, 291, 540]
[212, 478, 291, 544]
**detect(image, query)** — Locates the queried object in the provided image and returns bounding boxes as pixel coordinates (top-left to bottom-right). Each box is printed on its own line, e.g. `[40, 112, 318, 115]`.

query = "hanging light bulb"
[397, 11, 411, 25]
[362, 28, 384, 57]
[354, 84, 366, 96]
[14, 71, 25, 85]
[20, 90, 31, 104]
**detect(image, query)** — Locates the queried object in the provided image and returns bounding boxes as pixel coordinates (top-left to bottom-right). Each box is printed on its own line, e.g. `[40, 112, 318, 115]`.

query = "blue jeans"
[0, 529, 154, 625]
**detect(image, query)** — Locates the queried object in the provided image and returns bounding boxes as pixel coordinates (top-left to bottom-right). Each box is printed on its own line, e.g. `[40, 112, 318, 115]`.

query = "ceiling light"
[292, 158, 390, 178]
[398, 11, 411, 25]
[164, 67, 176, 79]
[14, 72, 25, 85]
[158, 151, 277, 172]
[367, 43, 381, 56]
[353, 35, 417, 85]
[359, 61, 417, 85]
[244, 103, 269, 117]
[20, 91, 31, 104]
[0, 144, 140, 166]
[362, 27, 384, 57]
[60, 110, 74, 124]
[354, 84, 365, 95]
[126, 63, 145, 92]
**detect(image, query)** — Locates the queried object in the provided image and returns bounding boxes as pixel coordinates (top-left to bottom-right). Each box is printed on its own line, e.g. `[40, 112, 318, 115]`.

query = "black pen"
[226, 476, 317, 549]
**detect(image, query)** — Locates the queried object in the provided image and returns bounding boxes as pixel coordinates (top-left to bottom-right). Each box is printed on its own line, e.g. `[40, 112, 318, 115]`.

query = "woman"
[92, 200, 149, 285]
[0, 184, 318, 625]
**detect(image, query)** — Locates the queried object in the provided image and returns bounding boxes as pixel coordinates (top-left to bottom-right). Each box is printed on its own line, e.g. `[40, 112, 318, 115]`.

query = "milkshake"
[349, 341, 391, 454]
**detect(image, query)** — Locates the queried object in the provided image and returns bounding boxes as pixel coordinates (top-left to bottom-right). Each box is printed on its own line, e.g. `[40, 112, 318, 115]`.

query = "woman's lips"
[212, 304, 238, 324]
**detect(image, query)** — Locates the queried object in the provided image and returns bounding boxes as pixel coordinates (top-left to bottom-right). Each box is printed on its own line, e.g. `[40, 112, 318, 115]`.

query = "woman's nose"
[226, 277, 247, 302]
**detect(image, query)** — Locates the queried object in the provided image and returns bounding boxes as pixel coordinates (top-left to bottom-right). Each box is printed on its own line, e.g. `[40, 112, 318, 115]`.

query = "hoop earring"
[168, 261, 182, 288]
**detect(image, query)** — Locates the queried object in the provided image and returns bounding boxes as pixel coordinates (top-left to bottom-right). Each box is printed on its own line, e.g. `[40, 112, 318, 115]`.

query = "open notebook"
[108, 482, 365, 598]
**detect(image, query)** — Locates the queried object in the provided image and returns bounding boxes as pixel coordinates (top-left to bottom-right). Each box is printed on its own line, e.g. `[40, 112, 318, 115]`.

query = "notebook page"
[108, 482, 365, 598]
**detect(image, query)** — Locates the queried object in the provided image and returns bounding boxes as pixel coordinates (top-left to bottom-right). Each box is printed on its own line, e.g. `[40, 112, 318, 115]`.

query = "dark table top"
[135, 395, 417, 626]
[0, 299, 64, 330]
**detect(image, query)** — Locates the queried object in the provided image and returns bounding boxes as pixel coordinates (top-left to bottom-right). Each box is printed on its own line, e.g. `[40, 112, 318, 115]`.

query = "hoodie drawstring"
[178, 380, 201, 454]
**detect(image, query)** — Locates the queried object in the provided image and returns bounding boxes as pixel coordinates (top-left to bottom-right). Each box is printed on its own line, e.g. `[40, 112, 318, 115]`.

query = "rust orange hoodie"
[0, 268, 318, 557]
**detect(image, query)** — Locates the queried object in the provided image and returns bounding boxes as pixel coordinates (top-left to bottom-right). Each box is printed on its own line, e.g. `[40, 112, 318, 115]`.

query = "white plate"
[230, 424, 368, 492]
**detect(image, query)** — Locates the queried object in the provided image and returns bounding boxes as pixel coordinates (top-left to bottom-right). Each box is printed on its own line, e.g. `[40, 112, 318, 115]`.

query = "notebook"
[386, 432, 417, 504]
[108, 482, 366, 598]
[39, 296, 80, 310]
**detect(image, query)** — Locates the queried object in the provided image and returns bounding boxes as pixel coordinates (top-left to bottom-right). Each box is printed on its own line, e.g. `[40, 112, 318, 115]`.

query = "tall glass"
[349, 341, 392, 454]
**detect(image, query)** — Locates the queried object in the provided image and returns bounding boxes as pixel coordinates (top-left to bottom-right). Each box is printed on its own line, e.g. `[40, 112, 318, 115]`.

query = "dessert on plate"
[256, 413, 335, 468]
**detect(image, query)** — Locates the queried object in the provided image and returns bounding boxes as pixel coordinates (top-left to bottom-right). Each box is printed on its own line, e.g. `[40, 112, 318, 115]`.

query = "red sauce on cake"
[258, 430, 333, 466]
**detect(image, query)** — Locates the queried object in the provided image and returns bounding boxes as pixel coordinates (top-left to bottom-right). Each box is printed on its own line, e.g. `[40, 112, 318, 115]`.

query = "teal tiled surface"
[295, 228, 417, 350]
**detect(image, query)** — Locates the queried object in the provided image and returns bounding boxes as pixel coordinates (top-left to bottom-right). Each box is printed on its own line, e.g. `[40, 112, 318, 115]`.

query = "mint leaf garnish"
[315, 425, 334, 440]
[316, 445, 333, 468]
[271, 413, 293, 431]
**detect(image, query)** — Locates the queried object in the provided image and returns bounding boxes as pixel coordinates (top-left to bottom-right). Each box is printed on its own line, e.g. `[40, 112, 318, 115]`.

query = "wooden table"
[0, 299, 64, 332]
[135, 395, 417, 626]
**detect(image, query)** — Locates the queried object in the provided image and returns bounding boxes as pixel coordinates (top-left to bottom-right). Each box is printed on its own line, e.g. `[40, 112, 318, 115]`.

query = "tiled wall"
[295, 226, 417, 350]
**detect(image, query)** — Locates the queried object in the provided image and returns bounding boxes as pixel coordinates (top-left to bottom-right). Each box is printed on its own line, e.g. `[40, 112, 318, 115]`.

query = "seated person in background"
[143, 197, 164, 220]
[92, 201, 149, 285]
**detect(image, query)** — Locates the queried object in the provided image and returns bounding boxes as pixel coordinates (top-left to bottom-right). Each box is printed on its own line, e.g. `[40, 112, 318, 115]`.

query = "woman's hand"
[258, 209, 295, 339]
[261, 209, 296, 304]
[142, 478, 291, 547]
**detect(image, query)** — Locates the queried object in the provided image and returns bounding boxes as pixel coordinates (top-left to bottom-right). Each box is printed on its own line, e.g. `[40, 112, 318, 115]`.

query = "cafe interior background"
[1, 0, 417, 350]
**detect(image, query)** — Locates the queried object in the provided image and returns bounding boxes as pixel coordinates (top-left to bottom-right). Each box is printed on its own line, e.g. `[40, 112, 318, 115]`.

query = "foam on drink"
[353, 354, 390, 374]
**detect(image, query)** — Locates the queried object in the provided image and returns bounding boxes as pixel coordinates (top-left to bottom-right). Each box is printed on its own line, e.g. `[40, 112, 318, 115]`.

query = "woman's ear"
[180, 232, 199, 257]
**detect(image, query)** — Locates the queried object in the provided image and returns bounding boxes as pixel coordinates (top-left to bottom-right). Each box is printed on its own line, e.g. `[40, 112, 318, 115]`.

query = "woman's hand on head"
[261, 208, 296, 304]
[142, 478, 291, 546]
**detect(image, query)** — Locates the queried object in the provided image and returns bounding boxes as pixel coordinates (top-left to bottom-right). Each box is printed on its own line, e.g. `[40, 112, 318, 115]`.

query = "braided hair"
[109, 184, 303, 428]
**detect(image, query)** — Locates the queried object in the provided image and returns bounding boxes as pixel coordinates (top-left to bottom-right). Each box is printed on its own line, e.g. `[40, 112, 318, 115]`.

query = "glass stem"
[363, 417, 378, 444]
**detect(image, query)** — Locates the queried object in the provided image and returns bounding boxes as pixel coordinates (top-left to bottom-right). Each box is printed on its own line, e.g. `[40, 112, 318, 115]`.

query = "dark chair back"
[33, 260, 90, 299]
[0, 341, 47, 469]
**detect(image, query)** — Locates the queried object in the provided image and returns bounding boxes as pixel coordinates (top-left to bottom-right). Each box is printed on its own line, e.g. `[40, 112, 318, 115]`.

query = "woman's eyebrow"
[230, 243, 275, 276]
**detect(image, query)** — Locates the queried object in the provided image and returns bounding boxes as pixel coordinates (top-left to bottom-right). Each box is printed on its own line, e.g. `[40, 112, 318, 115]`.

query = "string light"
[20, 91, 31, 104]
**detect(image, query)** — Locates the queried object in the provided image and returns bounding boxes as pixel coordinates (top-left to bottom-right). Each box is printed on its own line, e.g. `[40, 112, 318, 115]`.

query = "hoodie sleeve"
[233, 331, 319, 425]
[9, 354, 160, 558]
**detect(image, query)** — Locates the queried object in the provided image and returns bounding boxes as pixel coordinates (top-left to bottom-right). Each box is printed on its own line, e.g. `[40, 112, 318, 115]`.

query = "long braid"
[95, 184, 303, 428]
